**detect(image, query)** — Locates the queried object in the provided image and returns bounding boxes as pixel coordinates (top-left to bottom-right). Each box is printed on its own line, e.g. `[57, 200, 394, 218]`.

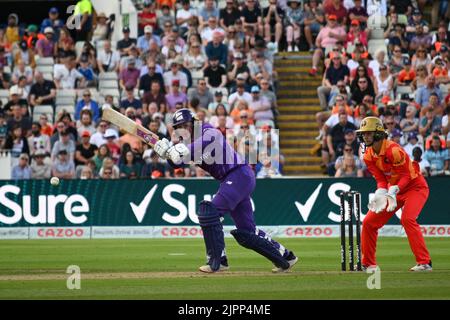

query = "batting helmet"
[172, 108, 197, 128]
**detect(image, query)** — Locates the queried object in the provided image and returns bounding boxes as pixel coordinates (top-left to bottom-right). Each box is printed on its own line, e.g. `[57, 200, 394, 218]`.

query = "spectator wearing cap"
[397, 57, 416, 86]
[162, 25, 186, 49]
[23, 24, 43, 51]
[163, 57, 188, 93]
[410, 24, 432, 51]
[165, 79, 188, 111]
[40, 7, 64, 38]
[424, 126, 447, 150]
[28, 121, 50, 157]
[205, 31, 228, 66]
[117, 27, 137, 57]
[203, 56, 227, 90]
[119, 57, 140, 90]
[29, 71, 56, 110]
[406, 9, 429, 39]
[199, 0, 220, 28]
[75, 130, 98, 167]
[309, 14, 346, 76]
[102, 128, 120, 163]
[227, 52, 250, 89]
[54, 54, 85, 89]
[317, 52, 349, 110]
[14, 39, 36, 69]
[11, 153, 31, 180]
[208, 90, 230, 114]
[347, 20, 367, 48]
[424, 136, 449, 176]
[30, 149, 51, 179]
[283, 0, 304, 52]
[404, 132, 423, 158]
[120, 85, 143, 115]
[389, 128, 403, 145]
[75, 89, 100, 123]
[416, 75, 443, 108]
[248, 86, 273, 128]
[188, 79, 214, 109]
[36, 27, 56, 58]
[51, 129, 76, 162]
[3, 86, 28, 116]
[92, 12, 109, 42]
[137, 25, 161, 54]
[220, 0, 242, 29]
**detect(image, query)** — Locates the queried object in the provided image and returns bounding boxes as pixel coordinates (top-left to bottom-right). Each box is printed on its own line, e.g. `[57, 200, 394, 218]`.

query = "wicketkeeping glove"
[368, 188, 387, 214]
[154, 138, 171, 159]
[385, 185, 400, 212]
[167, 143, 190, 164]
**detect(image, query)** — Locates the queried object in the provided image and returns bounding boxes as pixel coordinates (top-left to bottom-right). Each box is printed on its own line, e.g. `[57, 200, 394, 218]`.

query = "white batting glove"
[167, 143, 190, 164]
[154, 138, 171, 159]
[368, 188, 387, 214]
[385, 185, 400, 212]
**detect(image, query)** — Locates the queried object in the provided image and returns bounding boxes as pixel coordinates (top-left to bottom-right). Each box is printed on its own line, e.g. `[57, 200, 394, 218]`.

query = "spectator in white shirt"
[54, 55, 85, 89]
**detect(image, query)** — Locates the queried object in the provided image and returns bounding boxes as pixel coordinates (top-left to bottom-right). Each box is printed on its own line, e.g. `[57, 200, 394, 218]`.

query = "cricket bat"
[101, 107, 159, 147]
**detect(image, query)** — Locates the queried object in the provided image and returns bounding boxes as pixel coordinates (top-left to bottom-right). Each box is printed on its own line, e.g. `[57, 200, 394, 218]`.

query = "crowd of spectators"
[0, 0, 285, 180]
[311, 0, 450, 178]
[1, 0, 449, 181]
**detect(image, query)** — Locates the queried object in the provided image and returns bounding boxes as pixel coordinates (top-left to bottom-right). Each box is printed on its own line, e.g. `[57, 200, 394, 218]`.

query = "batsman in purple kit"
[154, 109, 298, 273]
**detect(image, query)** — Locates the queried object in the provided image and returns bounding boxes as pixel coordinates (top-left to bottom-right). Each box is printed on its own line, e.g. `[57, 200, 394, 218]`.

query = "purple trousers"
[212, 165, 256, 232]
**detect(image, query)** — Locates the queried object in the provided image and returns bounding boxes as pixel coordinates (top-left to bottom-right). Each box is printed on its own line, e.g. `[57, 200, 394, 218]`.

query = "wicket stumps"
[340, 191, 362, 271]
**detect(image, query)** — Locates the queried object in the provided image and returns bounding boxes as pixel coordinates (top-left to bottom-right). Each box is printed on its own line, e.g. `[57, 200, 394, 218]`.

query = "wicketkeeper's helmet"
[356, 116, 387, 142]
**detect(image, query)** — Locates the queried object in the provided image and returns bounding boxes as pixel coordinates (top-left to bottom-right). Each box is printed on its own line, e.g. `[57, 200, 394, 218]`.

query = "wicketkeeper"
[153, 109, 298, 273]
[356, 117, 432, 271]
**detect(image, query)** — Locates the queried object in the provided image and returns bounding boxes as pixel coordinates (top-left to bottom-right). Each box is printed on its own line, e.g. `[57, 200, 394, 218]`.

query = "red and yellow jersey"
[363, 139, 421, 193]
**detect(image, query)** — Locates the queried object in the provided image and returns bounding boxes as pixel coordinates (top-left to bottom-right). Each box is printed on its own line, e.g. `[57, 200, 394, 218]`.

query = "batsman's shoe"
[410, 263, 432, 272]
[199, 264, 230, 273]
[272, 251, 298, 273]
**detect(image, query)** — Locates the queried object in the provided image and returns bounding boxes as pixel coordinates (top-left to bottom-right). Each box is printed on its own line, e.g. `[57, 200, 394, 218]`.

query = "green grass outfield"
[0, 237, 449, 299]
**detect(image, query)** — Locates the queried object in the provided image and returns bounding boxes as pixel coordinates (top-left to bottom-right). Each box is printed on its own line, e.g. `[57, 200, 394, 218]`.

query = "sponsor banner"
[29, 227, 91, 239]
[0, 227, 28, 239]
[83, 225, 450, 239]
[92, 226, 154, 238]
